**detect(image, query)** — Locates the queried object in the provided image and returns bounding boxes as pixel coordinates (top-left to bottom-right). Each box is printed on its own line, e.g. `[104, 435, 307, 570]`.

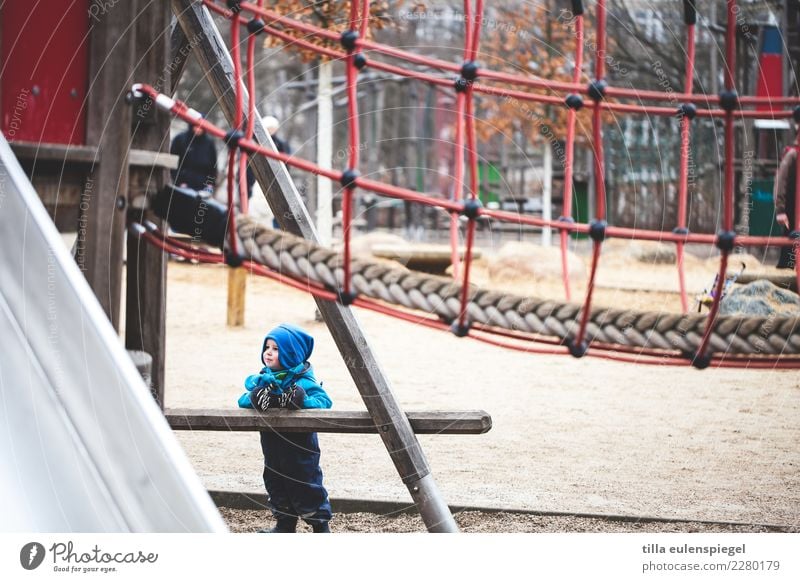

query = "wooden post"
[124, 0, 174, 406]
[226, 267, 247, 327]
[172, 0, 458, 532]
[80, 0, 135, 330]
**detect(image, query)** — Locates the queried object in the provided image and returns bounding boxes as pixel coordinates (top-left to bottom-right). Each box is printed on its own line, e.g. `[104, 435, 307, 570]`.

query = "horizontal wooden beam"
[10, 141, 177, 170]
[165, 408, 492, 435]
[128, 149, 178, 169]
[10, 142, 99, 164]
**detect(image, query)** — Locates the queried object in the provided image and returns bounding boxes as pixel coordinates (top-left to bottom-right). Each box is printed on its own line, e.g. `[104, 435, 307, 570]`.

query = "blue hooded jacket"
[238, 324, 332, 409]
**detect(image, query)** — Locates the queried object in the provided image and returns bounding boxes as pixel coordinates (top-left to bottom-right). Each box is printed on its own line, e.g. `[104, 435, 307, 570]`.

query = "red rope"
[470, 0, 484, 59]
[204, 1, 799, 120]
[560, 13, 584, 302]
[450, 90, 467, 280]
[694, 252, 731, 364]
[348, 0, 358, 27]
[694, 0, 739, 365]
[340, 0, 366, 300]
[462, 0, 473, 56]
[453, 0, 484, 332]
[456, 95, 479, 330]
[451, 0, 474, 284]
[469, 321, 800, 365]
[146, 230, 219, 257]
[238, 2, 262, 216]
[675, 21, 696, 313]
[141, 0, 800, 369]
[214, 1, 800, 110]
[138, 81, 797, 250]
[225, 11, 244, 256]
[573, 240, 602, 349]
[358, 0, 370, 37]
[135, 225, 800, 369]
[456, 218, 477, 331]
[465, 101, 479, 204]
[141, 231, 224, 264]
[572, 0, 608, 351]
[225, 151, 239, 255]
[724, 0, 737, 92]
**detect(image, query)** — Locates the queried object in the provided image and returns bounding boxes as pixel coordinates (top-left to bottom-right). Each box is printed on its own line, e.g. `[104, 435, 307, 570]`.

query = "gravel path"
[218, 507, 791, 533]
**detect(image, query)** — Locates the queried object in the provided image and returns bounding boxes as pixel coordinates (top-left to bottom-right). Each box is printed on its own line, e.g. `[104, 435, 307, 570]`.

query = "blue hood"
[262, 323, 315, 369]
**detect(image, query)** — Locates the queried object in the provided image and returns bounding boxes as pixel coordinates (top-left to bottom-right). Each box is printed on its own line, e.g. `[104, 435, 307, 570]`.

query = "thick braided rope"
[236, 216, 800, 356]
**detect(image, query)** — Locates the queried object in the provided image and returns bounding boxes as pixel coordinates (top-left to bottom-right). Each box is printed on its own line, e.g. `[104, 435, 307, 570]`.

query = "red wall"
[1, 0, 90, 144]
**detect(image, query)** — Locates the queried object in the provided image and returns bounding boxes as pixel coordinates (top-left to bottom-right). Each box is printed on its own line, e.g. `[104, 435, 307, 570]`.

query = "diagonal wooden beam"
[169, 0, 458, 532]
[169, 18, 192, 96]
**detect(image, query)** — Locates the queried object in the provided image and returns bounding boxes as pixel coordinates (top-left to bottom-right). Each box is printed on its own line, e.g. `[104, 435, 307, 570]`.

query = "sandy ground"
[154, 243, 800, 532]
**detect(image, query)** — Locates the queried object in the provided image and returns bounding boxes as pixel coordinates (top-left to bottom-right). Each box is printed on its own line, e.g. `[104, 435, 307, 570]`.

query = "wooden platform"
[10, 141, 100, 164]
[165, 408, 492, 435]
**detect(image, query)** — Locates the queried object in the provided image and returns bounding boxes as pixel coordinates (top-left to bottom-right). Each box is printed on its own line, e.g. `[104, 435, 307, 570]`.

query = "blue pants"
[259, 431, 332, 525]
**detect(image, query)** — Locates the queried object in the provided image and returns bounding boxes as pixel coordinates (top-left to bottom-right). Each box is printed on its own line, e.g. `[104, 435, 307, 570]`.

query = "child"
[238, 323, 333, 533]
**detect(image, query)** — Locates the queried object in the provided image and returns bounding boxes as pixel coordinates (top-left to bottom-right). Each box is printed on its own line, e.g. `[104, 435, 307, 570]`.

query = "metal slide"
[0, 135, 226, 532]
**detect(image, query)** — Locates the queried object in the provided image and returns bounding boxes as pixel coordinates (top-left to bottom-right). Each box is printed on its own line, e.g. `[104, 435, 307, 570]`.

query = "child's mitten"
[249, 387, 272, 411]
[250, 387, 285, 411]
[287, 386, 307, 410]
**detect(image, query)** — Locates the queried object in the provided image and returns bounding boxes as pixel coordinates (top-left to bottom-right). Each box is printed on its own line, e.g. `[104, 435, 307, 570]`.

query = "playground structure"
[139, 0, 800, 365]
[0, 135, 225, 532]
[0, 1, 225, 532]
[2, 0, 800, 533]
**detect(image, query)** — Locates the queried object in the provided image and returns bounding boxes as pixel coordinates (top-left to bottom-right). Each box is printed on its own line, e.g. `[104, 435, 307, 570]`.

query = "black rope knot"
[353, 53, 368, 70]
[565, 94, 584, 110]
[454, 77, 470, 93]
[450, 321, 471, 338]
[587, 79, 607, 101]
[719, 90, 739, 112]
[461, 198, 483, 220]
[589, 219, 607, 242]
[340, 30, 359, 52]
[225, 250, 244, 268]
[715, 230, 736, 252]
[677, 103, 697, 120]
[340, 168, 360, 190]
[567, 338, 588, 358]
[247, 18, 265, 35]
[337, 289, 358, 306]
[460, 61, 479, 82]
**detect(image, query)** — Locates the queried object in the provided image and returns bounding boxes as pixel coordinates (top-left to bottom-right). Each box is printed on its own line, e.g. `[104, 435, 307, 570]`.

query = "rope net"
[131, 0, 800, 369]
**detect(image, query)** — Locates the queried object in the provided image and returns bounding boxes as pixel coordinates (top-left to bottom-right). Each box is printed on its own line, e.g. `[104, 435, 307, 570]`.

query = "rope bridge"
[132, 0, 800, 369]
[133, 215, 800, 367]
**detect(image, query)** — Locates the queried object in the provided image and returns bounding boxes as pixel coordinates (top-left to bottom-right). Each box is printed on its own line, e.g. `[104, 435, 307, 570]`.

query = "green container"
[478, 162, 501, 204]
[571, 181, 589, 239]
[748, 178, 780, 237]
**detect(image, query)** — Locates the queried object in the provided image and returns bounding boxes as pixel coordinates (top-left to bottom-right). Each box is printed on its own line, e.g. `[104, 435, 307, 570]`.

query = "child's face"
[262, 339, 282, 371]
